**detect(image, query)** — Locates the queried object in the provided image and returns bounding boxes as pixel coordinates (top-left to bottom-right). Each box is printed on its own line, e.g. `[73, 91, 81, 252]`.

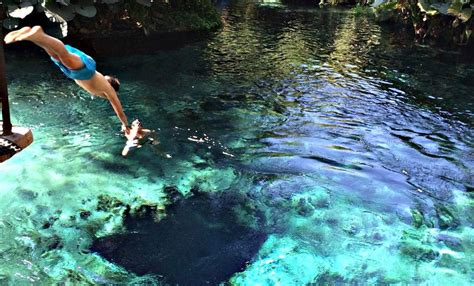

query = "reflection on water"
[1, 1, 473, 285]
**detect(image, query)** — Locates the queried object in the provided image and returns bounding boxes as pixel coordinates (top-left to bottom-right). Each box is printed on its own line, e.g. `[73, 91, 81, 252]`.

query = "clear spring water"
[1, 1, 473, 285]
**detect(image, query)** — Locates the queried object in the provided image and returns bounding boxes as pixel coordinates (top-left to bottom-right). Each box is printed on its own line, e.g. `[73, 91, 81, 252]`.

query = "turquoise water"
[1, 2, 474, 285]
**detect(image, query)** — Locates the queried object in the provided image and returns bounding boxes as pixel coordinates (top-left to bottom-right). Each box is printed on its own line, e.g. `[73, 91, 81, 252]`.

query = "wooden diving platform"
[0, 123, 33, 163]
[1, 31, 34, 163]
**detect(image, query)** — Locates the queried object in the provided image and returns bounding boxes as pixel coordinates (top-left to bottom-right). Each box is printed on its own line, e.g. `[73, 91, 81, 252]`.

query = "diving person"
[5, 26, 132, 135]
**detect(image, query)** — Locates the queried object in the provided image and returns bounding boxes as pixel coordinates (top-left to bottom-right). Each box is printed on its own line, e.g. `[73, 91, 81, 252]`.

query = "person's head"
[105, 75, 120, 92]
[131, 119, 142, 129]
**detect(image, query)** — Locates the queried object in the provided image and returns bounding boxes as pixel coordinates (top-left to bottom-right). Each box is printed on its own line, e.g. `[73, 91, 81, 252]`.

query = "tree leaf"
[459, 7, 472, 22]
[36, 4, 45, 12]
[2, 17, 20, 29]
[7, 5, 18, 13]
[8, 3, 34, 19]
[448, 1, 463, 15]
[136, 0, 153, 7]
[430, 3, 450, 15]
[101, 0, 121, 3]
[371, 0, 388, 8]
[57, 0, 71, 6]
[60, 21, 68, 38]
[417, 0, 430, 13]
[77, 0, 96, 6]
[426, 10, 439, 16]
[44, 6, 76, 22]
[20, 1, 34, 7]
[73, 5, 97, 18]
[452, 17, 460, 28]
[44, 21, 69, 38]
[466, 29, 472, 40]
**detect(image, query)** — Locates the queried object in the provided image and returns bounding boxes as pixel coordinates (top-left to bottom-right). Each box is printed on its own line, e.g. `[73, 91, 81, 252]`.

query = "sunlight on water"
[1, 1, 473, 285]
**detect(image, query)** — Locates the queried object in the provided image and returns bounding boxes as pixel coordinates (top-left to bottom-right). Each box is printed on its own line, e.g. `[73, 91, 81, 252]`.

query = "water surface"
[1, 1, 473, 285]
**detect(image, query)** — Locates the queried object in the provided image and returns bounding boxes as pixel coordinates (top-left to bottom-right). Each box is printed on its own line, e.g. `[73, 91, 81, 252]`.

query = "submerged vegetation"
[1, 0, 221, 37]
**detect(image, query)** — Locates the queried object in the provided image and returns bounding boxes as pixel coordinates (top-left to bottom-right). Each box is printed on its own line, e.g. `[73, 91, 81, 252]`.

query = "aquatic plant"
[2, 0, 221, 37]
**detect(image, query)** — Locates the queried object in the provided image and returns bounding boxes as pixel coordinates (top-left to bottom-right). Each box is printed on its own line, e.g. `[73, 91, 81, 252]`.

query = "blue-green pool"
[1, 2, 473, 285]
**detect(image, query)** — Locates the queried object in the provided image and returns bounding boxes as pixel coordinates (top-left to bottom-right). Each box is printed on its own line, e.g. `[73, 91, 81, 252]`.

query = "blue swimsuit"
[51, 45, 96, 80]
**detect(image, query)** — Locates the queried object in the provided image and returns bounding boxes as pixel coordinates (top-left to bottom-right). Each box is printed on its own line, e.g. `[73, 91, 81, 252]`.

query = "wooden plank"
[0, 123, 33, 162]
[0, 31, 12, 135]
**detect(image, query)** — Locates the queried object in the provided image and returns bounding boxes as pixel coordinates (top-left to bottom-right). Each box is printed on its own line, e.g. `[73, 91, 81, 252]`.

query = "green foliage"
[417, 0, 472, 22]
[372, 0, 398, 22]
[317, 0, 374, 7]
[122, 0, 221, 33]
[371, 0, 473, 45]
[1, 0, 221, 37]
[352, 4, 375, 16]
[315, 0, 472, 46]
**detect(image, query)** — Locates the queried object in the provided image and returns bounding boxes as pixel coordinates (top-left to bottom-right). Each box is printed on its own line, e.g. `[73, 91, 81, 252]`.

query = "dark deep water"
[1, 1, 473, 285]
[91, 191, 267, 285]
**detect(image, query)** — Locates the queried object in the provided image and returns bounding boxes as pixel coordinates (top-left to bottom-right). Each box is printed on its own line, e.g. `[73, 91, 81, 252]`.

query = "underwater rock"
[400, 240, 437, 261]
[296, 198, 314, 217]
[96, 195, 125, 212]
[91, 192, 267, 285]
[372, 232, 384, 241]
[41, 235, 62, 251]
[164, 186, 184, 204]
[436, 233, 463, 251]
[310, 195, 330, 208]
[465, 184, 473, 192]
[16, 188, 38, 200]
[65, 269, 96, 285]
[411, 209, 424, 228]
[343, 225, 359, 236]
[80, 210, 92, 220]
[312, 271, 349, 285]
[131, 204, 157, 218]
[326, 216, 339, 226]
[435, 204, 460, 230]
[41, 215, 59, 229]
[435, 249, 466, 272]
[400, 229, 438, 261]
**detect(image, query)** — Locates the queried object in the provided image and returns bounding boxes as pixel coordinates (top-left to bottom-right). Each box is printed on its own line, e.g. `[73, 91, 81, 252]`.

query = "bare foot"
[4, 26, 43, 44]
[4, 26, 30, 44]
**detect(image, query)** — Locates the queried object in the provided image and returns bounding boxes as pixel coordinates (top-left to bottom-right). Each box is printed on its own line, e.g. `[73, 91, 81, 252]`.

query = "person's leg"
[4, 26, 83, 69]
[45, 49, 60, 61]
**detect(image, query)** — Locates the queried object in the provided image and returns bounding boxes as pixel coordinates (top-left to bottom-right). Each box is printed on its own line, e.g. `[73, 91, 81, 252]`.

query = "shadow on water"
[91, 191, 267, 285]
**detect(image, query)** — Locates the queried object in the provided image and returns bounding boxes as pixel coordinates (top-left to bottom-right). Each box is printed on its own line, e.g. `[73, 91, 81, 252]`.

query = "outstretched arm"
[74, 73, 130, 133]
[105, 88, 129, 129]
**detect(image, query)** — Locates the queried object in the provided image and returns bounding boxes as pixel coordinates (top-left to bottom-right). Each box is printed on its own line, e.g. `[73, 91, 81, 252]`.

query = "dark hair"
[106, 76, 120, 92]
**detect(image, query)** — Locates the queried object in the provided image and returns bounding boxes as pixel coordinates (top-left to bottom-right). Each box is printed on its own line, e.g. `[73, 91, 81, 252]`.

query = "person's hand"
[122, 138, 140, 156]
[122, 124, 130, 135]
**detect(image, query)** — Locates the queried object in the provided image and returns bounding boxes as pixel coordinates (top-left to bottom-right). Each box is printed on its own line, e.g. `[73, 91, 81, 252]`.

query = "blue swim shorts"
[51, 45, 96, 80]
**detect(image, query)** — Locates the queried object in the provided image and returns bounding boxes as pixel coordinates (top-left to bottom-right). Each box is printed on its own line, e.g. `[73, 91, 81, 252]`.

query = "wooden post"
[0, 30, 12, 136]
